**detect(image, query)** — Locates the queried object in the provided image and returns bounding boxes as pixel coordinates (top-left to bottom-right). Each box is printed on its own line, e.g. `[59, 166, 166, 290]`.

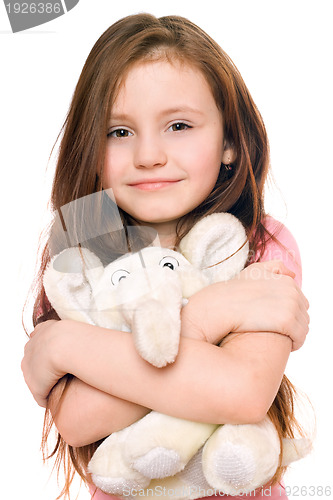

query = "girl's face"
[103, 60, 234, 240]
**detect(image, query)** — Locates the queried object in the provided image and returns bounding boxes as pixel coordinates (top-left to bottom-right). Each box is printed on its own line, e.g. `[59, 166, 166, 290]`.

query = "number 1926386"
[280, 485, 332, 496]
[5, 3, 62, 14]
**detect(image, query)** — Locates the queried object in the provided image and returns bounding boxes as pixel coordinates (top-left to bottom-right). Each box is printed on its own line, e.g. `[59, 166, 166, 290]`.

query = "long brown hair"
[28, 13, 306, 498]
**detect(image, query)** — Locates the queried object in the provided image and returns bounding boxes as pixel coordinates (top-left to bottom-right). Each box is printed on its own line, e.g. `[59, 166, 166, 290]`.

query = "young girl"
[22, 13, 310, 500]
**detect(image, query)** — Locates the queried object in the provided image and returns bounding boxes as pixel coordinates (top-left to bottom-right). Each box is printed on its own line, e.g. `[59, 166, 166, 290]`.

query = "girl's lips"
[129, 180, 181, 191]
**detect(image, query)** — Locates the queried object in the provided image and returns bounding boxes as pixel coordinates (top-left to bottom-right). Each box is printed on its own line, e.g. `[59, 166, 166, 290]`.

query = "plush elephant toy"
[44, 213, 311, 498]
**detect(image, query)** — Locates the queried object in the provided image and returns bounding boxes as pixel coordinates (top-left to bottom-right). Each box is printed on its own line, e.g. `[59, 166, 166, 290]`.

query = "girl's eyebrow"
[109, 113, 131, 123]
[109, 106, 204, 123]
[158, 106, 205, 117]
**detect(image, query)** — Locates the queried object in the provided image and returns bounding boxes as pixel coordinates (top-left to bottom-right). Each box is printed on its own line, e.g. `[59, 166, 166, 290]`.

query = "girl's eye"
[159, 256, 180, 271]
[169, 122, 191, 132]
[108, 129, 133, 138]
[111, 269, 130, 285]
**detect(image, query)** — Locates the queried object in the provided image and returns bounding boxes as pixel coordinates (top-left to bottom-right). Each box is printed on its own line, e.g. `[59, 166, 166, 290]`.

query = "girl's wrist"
[180, 282, 233, 344]
[52, 319, 80, 378]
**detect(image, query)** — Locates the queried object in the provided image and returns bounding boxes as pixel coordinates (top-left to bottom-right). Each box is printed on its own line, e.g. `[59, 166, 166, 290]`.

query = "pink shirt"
[259, 216, 302, 287]
[88, 217, 300, 500]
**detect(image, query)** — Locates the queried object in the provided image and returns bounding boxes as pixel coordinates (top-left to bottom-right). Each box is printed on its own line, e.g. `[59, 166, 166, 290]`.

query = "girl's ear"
[221, 138, 237, 165]
[179, 213, 249, 281]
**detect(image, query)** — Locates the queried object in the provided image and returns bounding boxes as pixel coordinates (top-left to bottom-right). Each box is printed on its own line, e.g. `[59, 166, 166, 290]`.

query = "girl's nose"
[134, 135, 167, 169]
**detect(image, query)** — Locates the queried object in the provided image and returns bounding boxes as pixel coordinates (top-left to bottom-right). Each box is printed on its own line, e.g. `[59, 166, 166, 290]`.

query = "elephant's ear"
[179, 213, 249, 282]
[43, 247, 104, 323]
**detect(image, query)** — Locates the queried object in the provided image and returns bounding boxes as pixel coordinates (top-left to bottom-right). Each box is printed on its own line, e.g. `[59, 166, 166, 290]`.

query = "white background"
[1, 1, 332, 499]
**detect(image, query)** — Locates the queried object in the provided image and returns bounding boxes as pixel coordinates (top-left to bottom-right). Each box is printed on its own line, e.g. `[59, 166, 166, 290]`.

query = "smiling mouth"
[129, 180, 181, 191]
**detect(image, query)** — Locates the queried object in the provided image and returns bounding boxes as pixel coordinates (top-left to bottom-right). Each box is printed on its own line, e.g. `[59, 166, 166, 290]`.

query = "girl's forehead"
[111, 59, 214, 113]
[120, 57, 204, 86]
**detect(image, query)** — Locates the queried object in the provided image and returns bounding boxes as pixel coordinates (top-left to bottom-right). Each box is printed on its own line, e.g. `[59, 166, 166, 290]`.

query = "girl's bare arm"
[22, 262, 309, 446]
[49, 377, 150, 447]
[49, 322, 292, 447]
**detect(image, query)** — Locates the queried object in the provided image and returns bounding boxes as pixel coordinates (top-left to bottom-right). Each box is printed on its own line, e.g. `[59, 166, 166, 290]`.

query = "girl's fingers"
[255, 263, 310, 350]
[288, 301, 310, 351]
[261, 259, 296, 279]
[29, 328, 38, 338]
[293, 282, 309, 310]
[241, 260, 296, 281]
[291, 318, 309, 351]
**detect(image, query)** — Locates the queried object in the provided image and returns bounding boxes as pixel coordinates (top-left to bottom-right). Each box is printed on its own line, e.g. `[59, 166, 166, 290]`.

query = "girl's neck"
[143, 220, 178, 250]
[157, 232, 177, 249]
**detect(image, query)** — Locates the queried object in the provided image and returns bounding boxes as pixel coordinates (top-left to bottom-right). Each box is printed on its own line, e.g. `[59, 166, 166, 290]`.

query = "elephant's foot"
[91, 474, 149, 496]
[133, 447, 183, 479]
[202, 418, 281, 495]
[88, 428, 151, 495]
[204, 441, 256, 492]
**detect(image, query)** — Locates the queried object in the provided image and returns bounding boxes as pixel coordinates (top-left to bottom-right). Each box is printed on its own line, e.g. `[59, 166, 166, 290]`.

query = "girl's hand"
[235, 260, 309, 350]
[21, 320, 66, 407]
[181, 260, 309, 351]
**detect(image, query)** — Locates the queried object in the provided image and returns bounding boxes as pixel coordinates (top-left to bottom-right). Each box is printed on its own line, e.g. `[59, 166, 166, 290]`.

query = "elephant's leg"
[124, 411, 218, 479]
[88, 425, 150, 495]
[202, 416, 281, 495]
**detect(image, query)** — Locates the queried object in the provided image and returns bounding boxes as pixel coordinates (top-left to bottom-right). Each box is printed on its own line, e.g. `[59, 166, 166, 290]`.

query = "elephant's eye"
[159, 256, 179, 271]
[111, 269, 130, 285]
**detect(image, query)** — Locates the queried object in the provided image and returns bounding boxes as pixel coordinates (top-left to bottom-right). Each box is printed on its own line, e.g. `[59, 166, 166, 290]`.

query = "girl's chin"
[127, 211, 184, 226]
[137, 219, 183, 231]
